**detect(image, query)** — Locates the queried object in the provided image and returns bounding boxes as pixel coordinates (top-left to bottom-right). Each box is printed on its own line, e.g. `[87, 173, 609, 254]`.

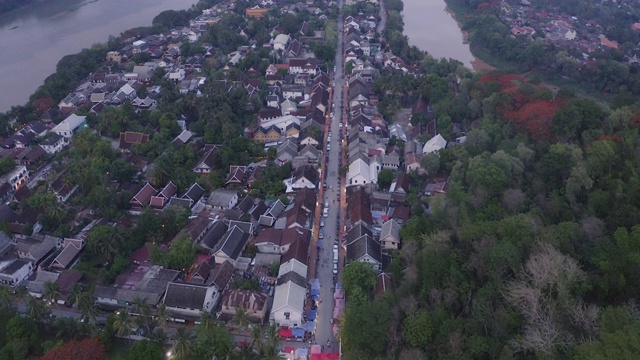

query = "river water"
[402, 0, 491, 71]
[0, 0, 198, 112]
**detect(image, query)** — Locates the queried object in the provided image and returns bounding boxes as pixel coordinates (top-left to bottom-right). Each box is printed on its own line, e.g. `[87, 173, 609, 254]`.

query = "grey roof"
[0, 259, 30, 275]
[380, 219, 401, 242]
[265, 199, 286, 218]
[347, 234, 381, 264]
[182, 183, 205, 203]
[201, 221, 228, 250]
[215, 226, 250, 261]
[93, 267, 180, 305]
[227, 220, 253, 234]
[167, 197, 193, 208]
[0, 231, 13, 255]
[250, 201, 268, 220]
[209, 189, 237, 208]
[16, 235, 57, 263]
[236, 196, 255, 213]
[163, 282, 210, 310]
[347, 223, 372, 245]
[224, 208, 243, 221]
[276, 270, 308, 289]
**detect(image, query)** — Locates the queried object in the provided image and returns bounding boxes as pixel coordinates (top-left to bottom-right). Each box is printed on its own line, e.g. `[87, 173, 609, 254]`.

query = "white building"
[1, 165, 29, 191]
[273, 34, 291, 51]
[51, 114, 87, 138]
[422, 134, 447, 154]
[0, 259, 33, 287]
[163, 283, 220, 320]
[270, 274, 306, 328]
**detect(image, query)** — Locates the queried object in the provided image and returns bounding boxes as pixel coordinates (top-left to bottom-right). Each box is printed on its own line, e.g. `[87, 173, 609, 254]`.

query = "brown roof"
[119, 131, 150, 151]
[221, 290, 267, 315]
[281, 233, 309, 265]
[207, 260, 234, 289]
[346, 187, 372, 226]
[158, 181, 178, 198]
[131, 183, 157, 207]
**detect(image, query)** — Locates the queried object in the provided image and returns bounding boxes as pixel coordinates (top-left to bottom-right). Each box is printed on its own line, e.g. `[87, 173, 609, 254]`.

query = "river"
[0, 0, 198, 113]
[402, 0, 493, 72]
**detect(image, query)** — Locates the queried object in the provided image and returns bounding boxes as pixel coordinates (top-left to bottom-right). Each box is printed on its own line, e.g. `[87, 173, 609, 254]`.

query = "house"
[209, 189, 238, 210]
[180, 183, 206, 208]
[422, 134, 447, 154]
[130, 183, 158, 213]
[424, 179, 448, 196]
[254, 126, 281, 144]
[51, 114, 86, 138]
[289, 58, 319, 76]
[192, 144, 223, 173]
[270, 271, 307, 328]
[379, 219, 401, 250]
[246, 7, 268, 18]
[258, 200, 286, 227]
[226, 165, 246, 185]
[50, 169, 78, 203]
[347, 154, 379, 186]
[276, 139, 298, 165]
[221, 290, 268, 323]
[200, 221, 228, 250]
[94, 266, 180, 308]
[346, 234, 382, 271]
[163, 282, 220, 320]
[389, 173, 410, 194]
[0, 231, 12, 257]
[39, 133, 66, 154]
[132, 65, 155, 82]
[405, 153, 422, 173]
[50, 238, 85, 270]
[281, 99, 297, 116]
[273, 34, 291, 51]
[0, 259, 33, 286]
[119, 132, 150, 152]
[16, 234, 58, 266]
[290, 165, 318, 190]
[212, 225, 251, 265]
[27, 270, 59, 298]
[150, 182, 178, 210]
[0, 165, 27, 191]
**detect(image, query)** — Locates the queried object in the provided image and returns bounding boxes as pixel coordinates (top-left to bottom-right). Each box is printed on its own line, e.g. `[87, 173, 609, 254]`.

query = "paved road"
[377, 0, 387, 34]
[313, 0, 346, 353]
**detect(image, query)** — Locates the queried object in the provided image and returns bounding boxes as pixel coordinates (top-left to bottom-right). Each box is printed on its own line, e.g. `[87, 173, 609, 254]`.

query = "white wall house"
[51, 114, 87, 138]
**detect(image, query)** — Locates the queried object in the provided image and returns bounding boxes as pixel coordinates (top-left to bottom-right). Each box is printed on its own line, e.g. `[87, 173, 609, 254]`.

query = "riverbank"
[442, 6, 495, 73]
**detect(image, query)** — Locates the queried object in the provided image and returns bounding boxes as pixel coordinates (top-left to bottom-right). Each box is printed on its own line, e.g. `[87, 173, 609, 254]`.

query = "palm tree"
[264, 324, 280, 351]
[154, 303, 169, 327]
[150, 327, 169, 347]
[43, 281, 61, 304]
[68, 283, 84, 307]
[113, 311, 134, 337]
[199, 311, 218, 335]
[0, 285, 13, 306]
[232, 307, 251, 331]
[250, 325, 263, 354]
[27, 296, 50, 325]
[132, 297, 151, 332]
[78, 293, 99, 323]
[171, 327, 195, 359]
[55, 317, 83, 340]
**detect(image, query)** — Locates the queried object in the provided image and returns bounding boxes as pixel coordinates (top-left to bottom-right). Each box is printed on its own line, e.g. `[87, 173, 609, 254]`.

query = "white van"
[333, 250, 338, 263]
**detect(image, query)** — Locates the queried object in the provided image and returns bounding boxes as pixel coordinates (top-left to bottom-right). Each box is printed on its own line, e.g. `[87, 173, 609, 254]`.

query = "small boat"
[9, 25, 19, 30]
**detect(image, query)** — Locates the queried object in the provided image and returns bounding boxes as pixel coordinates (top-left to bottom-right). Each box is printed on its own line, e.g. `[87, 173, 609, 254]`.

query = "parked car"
[333, 263, 338, 275]
[319, 228, 324, 239]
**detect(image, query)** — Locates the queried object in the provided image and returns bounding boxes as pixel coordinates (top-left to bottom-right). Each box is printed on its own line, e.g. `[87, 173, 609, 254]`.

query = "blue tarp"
[305, 320, 316, 332]
[292, 327, 305, 338]
[307, 309, 317, 320]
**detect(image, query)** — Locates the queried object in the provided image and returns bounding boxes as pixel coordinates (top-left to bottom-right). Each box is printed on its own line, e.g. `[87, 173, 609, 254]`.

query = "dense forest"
[340, 55, 640, 358]
[447, 0, 640, 99]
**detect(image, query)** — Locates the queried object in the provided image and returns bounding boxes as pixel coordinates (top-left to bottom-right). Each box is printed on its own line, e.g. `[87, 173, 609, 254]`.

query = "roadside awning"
[305, 320, 316, 332]
[279, 328, 292, 338]
[292, 327, 305, 338]
[307, 309, 317, 320]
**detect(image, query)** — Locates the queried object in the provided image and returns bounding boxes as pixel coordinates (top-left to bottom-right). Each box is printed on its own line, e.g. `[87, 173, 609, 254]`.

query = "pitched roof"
[280, 231, 310, 265]
[52, 238, 84, 269]
[215, 226, 250, 261]
[346, 187, 372, 226]
[221, 290, 267, 313]
[226, 166, 246, 184]
[207, 260, 234, 289]
[347, 234, 381, 264]
[236, 196, 254, 213]
[119, 132, 150, 151]
[131, 183, 158, 207]
[200, 221, 228, 249]
[163, 282, 211, 310]
[380, 219, 401, 242]
[182, 183, 205, 203]
[422, 134, 447, 154]
[293, 165, 318, 185]
[347, 223, 372, 244]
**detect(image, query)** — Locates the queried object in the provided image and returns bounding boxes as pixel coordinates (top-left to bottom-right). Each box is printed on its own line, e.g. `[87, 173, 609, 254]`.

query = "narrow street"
[310, 0, 347, 353]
